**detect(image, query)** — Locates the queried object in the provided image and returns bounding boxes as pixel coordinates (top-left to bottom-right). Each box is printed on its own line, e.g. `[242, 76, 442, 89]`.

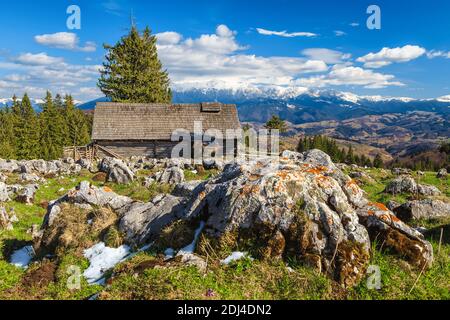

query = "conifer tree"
[265, 115, 288, 133]
[16, 94, 40, 159]
[373, 153, 384, 168]
[39, 91, 65, 160]
[98, 26, 172, 103]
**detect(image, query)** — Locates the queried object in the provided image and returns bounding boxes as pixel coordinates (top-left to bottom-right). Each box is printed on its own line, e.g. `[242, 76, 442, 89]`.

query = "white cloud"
[295, 65, 404, 89]
[301, 48, 351, 64]
[0, 51, 102, 101]
[155, 25, 327, 90]
[426, 50, 450, 59]
[349, 22, 360, 27]
[156, 32, 183, 45]
[14, 53, 65, 66]
[334, 30, 346, 37]
[357, 45, 426, 68]
[35, 32, 96, 52]
[256, 28, 317, 38]
[3, 74, 30, 82]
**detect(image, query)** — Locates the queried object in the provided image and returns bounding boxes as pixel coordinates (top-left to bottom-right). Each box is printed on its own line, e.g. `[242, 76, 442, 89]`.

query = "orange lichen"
[305, 166, 328, 175]
[103, 186, 113, 193]
[368, 202, 389, 211]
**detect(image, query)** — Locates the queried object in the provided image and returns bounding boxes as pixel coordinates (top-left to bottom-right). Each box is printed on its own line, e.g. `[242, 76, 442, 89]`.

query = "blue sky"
[0, 0, 449, 101]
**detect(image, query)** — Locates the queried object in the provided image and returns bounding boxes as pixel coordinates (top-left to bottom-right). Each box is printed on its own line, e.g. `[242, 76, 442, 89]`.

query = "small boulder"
[384, 175, 417, 194]
[437, 168, 448, 179]
[0, 207, 14, 230]
[99, 158, 135, 184]
[16, 184, 39, 205]
[154, 166, 184, 185]
[0, 182, 10, 202]
[394, 199, 450, 222]
[417, 184, 441, 196]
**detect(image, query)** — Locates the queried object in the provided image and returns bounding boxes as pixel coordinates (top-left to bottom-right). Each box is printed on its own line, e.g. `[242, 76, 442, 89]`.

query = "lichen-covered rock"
[172, 181, 204, 197]
[394, 199, 450, 221]
[0, 207, 15, 230]
[119, 194, 186, 245]
[384, 175, 418, 194]
[0, 160, 19, 173]
[0, 182, 10, 202]
[153, 166, 185, 185]
[437, 168, 448, 179]
[392, 168, 412, 176]
[19, 173, 45, 184]
[182, 150, 372, 286]
[357, 202, 433, 268]
[183, 150, 434, 285]
[386, 200, 400, 211]
[384, 175, 441, 196]
[417, 184, 442, 196]
[99, 157, 135, 184]
[16, 184, 39, 205]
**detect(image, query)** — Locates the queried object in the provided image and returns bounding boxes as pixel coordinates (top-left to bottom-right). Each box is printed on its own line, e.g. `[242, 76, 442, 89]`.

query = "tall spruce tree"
[16, 94, 40, 159]
[98, 26, 172, 103]
[39, 91, 65, 160]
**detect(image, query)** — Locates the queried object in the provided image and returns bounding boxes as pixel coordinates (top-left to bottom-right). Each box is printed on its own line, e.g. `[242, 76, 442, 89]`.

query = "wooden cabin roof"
[91, 102, 241, 141]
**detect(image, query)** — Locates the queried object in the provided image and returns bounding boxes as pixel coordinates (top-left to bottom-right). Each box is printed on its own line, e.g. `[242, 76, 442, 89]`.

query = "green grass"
[99, 253, 334, 300]
[184, 169, 219, 181]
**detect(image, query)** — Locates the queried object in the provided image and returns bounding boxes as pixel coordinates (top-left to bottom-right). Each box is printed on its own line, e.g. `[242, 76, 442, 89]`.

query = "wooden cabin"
[91, 102, 241, 159]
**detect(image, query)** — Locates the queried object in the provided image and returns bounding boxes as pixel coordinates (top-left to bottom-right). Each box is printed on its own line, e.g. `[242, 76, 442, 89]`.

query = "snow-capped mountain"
[9, 88, 450, 124]
[171, 88, 450, 123]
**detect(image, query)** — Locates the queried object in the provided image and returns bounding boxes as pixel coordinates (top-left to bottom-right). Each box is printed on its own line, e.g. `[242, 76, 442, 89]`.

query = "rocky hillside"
[0, 152, 448, 300]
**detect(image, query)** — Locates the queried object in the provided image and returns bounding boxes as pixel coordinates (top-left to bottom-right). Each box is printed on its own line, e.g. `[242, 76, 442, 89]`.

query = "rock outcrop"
[394, 199, 450, 221]
[35, 150, 435, 287]
[99, 157, 135, 184]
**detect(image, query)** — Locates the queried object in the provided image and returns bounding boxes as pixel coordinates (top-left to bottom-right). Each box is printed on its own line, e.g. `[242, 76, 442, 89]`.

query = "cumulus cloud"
[357, 45, 426, 68]
[156, 32, 183, 45]
[295, 65, 404, 89]
[0, 51, 102, 101]
[256, 28, 317, 38]
[13, 52, 65, 66]
[301, 48, 351, 64]
[155, 25, 327, 89]
[35, 32, 97, 52]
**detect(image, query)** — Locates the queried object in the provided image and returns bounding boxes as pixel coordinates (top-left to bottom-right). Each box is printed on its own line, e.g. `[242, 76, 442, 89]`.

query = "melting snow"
[177, 221, 205, 255]
[83, 242, 130, 284]
[10, 245, 34, 268]
[220, 252, 252, 265]
[164, 248, 175, 259]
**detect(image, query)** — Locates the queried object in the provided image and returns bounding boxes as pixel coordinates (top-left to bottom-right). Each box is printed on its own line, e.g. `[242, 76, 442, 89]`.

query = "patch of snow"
[164, 248, 175, 259]
[177, 221, 205, 255]
[83, 242, 130, 284]
[220, 252, 252, 265]
[10, 245, 34, 268]
[437, 95, 450, 102]
[287, 104, 296, 110]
